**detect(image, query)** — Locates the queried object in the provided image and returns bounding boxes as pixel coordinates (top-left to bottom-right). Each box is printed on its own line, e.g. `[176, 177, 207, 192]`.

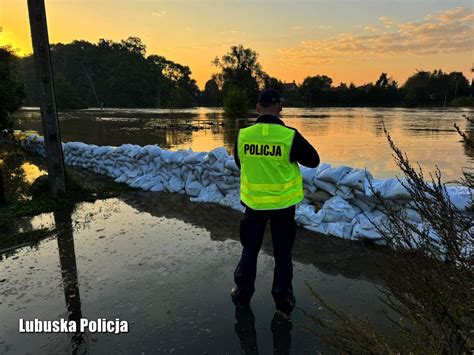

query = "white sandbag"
[340, 169, 373, 191]
[313, 179, 337, 195]
[216, 181, 237, 194]
[130, 175, 149, 188]
[141, 180, 156, 191]
[150, 182, 165, 192]
[303, 183, 317, 193]
[321, 196, 358, 223]
[349, 197, 374, 213]
[93, 146, 111, 156]
[205, 147, 228, 164]
[351, 210, 388, 241]
[325, 222, 353, 239]
[335, 185, 354, 199]
[184, 152, 207, 164]
[301, 167, 318, 184]
[314, 163, 331, 177]
[351, 214, 382, 241]
[160, 150, 174, 164]
[145, 146, 162, 158]
[165, 176, 184, 193]
[404, 208, 422, 223]
[445, 185, 473, 211]
[365, 178, 411, 200]
[318, 166, 352, 184]
[211, 160, 225, 173]
[114, 175, 128, 183]
[224, 158, 239, 172]
[185, 181, 203, 197]
[295, 204, 318, 226]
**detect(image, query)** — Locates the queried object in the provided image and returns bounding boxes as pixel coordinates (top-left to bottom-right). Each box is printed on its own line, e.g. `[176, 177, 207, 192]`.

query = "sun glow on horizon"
[1, 0, 472, 88]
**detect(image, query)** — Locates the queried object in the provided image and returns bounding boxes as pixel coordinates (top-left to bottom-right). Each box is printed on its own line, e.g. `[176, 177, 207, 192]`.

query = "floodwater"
[0, 191, 392, 353]
[4, 106, 473, 352]
[14, 106, 474, 181]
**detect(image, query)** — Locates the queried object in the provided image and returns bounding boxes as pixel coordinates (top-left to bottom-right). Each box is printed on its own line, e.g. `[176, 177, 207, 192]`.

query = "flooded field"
[1, 191, 392, 353]
[14, 106, 474, 181]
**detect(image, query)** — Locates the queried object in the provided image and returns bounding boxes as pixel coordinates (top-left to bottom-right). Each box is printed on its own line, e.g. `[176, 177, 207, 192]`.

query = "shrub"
[223, 87, 250, 118]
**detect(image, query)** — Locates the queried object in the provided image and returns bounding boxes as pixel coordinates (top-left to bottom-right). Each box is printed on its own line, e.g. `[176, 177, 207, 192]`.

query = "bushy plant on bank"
[305, 116, 473, 353]
[223, 87, 250, 118]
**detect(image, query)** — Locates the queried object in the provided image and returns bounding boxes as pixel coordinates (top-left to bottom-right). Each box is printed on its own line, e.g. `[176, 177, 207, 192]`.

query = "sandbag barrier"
[19, 134, 473, 244]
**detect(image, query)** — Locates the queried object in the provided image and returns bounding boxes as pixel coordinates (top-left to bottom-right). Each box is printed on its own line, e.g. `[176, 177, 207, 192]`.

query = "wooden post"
[0, 168, 6, 204]
[27, 0, 67, 197]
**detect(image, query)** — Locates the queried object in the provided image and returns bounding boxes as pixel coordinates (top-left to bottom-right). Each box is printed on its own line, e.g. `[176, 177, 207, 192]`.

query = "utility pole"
[27, 0, 66, 197]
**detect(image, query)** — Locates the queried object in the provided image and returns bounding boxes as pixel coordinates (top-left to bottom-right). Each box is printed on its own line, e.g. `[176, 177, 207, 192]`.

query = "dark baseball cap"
[257, 88, 281, 104]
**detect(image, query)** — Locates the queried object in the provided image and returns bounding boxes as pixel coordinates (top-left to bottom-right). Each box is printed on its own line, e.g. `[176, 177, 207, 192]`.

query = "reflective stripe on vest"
[237, 123, 304, 210]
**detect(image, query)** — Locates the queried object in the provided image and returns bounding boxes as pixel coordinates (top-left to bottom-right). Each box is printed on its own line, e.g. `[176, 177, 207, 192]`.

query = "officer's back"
[231, 88, 320, 316]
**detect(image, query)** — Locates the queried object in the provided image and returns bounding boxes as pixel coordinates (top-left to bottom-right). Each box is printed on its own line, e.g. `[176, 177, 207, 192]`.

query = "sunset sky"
[1, 0, 472, 88]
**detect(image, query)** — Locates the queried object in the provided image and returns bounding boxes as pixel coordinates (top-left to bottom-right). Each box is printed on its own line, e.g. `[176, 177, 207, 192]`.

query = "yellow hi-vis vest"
[237, 123, 304, 210]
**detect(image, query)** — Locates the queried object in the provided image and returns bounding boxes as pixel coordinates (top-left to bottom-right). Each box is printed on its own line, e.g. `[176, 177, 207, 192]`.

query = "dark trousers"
[234, 205, 297, 310]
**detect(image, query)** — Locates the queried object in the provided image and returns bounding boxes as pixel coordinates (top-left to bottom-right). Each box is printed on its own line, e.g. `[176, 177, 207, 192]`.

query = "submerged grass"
[0, 142, 131, 251]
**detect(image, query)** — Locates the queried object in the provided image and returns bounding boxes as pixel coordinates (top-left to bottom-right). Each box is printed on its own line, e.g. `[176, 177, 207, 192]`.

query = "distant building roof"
[282, 81, 297, 92]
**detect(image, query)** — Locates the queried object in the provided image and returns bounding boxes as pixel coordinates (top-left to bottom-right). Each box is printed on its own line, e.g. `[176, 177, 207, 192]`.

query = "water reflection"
[270, 312, 292, 355]
[234, 308, 259, 354]
[233, 308, 292, 355]
[14, 107, 474, 180]
[53, 208, 86, 354]
[123, 191, 385, 284]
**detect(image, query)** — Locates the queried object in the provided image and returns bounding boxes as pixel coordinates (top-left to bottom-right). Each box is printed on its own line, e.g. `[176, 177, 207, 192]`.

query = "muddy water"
[0, 192, 391, 353]
[14, 106, 474, 181]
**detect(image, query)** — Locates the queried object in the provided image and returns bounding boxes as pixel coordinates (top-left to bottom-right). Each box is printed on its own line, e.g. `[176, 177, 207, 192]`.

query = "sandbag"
[303, 183, 317, 193]
[320, 196, 358, 223]
[306, 190, 332, 204]
[185, 180, 203, 197]
[349, 197, 374, 213]
[365, 178, 411, 200]
[340, 168, 373, 191]
[313, 179, 337, 195]
[184, 151, 207, 164]
[301, 167, 318, 184]
[444, 185, 473, 211]
[295, 204, 318, 226]
[335, 185, 354, 199]
[318, 166, 352, 184]
[351, 212, 387, 241]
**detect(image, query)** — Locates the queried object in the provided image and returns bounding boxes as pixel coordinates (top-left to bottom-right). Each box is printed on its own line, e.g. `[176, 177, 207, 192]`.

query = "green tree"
[20, 37, 199, 109]
[0, 46, 26, 129]
[212, 45, 267, 103]
[299, 75, 333, 107]
[403, 70, 470, 107]
[54, 72, 86, 109]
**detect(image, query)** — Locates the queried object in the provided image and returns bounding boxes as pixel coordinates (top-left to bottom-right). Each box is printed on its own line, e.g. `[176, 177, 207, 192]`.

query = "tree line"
[1, 37, 473, 127]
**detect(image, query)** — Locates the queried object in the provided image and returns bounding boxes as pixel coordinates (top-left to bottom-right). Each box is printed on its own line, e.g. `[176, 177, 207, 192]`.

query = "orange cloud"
[278, 7, 473, 64]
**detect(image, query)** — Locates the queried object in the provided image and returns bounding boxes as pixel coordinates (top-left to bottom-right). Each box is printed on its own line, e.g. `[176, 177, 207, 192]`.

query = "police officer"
[231, 88, 320, 316]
